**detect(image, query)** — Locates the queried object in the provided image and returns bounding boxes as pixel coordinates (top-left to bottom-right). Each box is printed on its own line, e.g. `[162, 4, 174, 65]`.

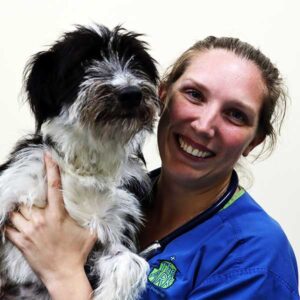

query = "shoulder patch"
[148, 260, 178, 289]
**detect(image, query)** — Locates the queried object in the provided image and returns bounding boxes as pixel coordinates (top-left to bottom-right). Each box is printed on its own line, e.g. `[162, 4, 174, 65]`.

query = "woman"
[6, 36, 299, 299]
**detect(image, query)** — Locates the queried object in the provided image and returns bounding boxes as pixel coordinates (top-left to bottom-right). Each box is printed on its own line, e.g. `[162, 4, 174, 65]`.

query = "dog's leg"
[93, 245, 149, 300]
[0, 281, 50, 300]
[0, 147, 47, 288]
[0, 241, 41, 285]
[0, 147, 46, 224]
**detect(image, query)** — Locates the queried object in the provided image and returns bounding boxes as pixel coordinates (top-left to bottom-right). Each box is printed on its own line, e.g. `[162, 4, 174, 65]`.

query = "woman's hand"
[5, 153, 97, 299]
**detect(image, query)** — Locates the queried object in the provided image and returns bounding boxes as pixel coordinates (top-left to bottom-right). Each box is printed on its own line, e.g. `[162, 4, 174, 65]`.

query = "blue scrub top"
[141, 177, 299, 299]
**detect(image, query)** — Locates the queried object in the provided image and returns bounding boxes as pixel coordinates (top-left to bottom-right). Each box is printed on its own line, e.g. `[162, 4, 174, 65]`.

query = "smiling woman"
[139, 37, 298, 299]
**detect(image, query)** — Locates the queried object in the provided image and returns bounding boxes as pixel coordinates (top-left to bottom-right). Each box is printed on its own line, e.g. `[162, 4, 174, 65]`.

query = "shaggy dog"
[0, 24, 159, 299]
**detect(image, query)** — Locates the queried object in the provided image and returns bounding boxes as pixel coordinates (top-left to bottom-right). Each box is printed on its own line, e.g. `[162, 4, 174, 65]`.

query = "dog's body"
[0, 25, 159, 299]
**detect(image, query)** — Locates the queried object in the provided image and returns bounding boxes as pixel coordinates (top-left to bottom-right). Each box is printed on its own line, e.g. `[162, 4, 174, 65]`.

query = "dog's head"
[24, 24, 160, 141]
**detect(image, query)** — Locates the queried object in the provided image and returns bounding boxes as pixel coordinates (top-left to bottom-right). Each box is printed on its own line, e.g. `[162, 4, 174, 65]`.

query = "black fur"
[24, 25, 159, 131]
[0, 135, 43, 173]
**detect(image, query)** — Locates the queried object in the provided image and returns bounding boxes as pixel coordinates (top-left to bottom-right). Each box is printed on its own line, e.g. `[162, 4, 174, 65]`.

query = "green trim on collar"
[221, 188, 245, 211]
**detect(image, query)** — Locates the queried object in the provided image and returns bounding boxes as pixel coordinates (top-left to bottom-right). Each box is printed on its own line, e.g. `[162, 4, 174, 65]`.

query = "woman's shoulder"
[219, 190, 292, 250]
[216, 191, 298, 291]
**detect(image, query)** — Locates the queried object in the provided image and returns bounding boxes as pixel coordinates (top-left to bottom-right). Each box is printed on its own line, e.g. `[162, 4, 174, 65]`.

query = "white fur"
[94, 245, 149, 300]
[0, 117, 150, 299]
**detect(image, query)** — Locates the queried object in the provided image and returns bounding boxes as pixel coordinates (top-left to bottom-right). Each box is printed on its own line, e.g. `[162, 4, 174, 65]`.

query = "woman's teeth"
[178, 136, 213, 158]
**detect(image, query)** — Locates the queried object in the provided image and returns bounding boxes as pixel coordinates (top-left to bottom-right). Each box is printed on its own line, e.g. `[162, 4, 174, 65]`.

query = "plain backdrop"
[0, 0, 299, 275]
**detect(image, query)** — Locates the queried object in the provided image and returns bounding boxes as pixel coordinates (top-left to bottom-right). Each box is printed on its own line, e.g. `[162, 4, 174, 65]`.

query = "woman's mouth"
[178, 135, 215, 158]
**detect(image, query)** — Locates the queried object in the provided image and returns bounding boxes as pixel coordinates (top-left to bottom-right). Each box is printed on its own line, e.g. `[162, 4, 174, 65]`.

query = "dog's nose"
[118, 86, 142, 108]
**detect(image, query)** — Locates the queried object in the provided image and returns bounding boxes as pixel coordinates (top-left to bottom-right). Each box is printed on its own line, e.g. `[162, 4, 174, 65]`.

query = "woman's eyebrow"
[181, 78, 209, 92]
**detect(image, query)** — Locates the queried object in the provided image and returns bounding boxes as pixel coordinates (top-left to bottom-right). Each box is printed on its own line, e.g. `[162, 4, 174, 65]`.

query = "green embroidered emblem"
[148, 260, 178, 289]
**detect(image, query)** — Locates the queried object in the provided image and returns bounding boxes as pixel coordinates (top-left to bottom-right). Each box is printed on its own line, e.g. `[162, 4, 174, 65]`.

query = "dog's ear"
[25, 26, 104, 131]
[25, 50, 58, 131]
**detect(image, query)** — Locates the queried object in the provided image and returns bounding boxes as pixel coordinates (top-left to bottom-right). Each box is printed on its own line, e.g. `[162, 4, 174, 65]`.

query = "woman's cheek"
[223, 129, 255, 155]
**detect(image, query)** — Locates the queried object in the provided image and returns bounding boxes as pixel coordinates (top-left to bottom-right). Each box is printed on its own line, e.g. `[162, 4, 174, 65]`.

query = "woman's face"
[158, 49, 265, 188]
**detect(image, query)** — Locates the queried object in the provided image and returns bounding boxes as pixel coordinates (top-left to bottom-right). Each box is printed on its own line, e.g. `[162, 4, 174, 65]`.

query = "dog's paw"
[94, 249, 149, 300]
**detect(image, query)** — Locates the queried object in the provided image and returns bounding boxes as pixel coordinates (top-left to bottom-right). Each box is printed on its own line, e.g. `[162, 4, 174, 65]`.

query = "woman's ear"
[158, 84, 169, 116]
[242, 134, 265, 157]
[159, 84, 168, 103]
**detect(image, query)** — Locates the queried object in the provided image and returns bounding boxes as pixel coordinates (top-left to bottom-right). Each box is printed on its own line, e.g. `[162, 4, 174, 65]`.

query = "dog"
[0, 24, 160, 299]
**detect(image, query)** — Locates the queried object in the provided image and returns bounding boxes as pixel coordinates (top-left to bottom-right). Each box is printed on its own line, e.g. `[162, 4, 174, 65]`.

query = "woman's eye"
[226, 110, 248, 125]
[186, 89, 204, 102]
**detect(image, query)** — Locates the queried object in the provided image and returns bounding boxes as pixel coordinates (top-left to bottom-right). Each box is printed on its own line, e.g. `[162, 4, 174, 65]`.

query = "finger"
[5, 226, 28, 252]
[18, 205, 43, 221]
[9, 211, 29, 232]
[18, 205, 32, 220]
[44, 153, 65, 214]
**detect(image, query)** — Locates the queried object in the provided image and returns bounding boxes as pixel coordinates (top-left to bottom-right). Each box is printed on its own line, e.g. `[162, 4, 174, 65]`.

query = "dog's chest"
[60, 171, 124, 227]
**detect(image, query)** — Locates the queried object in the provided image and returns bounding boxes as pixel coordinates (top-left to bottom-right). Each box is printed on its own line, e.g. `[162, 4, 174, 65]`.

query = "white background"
[0, 0, 299, 273]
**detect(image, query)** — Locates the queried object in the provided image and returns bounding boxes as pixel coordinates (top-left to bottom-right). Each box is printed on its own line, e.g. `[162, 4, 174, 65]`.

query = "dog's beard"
[66, 78, 159, 143]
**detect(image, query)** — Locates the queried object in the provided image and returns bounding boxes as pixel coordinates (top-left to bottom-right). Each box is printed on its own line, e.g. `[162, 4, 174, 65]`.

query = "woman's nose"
[190, 108, 217, 139]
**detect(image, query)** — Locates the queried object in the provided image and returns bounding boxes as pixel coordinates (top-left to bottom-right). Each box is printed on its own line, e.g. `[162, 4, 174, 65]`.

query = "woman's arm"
[5, 153, 97, 300]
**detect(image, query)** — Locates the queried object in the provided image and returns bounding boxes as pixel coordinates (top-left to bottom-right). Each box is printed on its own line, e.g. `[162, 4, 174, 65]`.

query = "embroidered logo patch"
[148, 260, 178, 289]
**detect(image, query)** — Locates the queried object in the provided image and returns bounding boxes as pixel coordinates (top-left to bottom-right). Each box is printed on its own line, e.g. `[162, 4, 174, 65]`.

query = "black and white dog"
[0, 24, 159, 299]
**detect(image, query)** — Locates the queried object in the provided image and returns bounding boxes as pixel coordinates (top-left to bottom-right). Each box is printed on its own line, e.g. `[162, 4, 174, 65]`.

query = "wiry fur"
[0, 24, 159, 299]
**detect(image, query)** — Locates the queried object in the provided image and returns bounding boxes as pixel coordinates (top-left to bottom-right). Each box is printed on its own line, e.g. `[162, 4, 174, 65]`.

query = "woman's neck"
[155, 171, 231, 224]
[140, 169, 232, 249]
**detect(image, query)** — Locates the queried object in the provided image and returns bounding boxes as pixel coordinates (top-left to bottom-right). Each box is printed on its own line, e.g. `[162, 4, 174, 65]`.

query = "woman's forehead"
[186, 49, 261, 76]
